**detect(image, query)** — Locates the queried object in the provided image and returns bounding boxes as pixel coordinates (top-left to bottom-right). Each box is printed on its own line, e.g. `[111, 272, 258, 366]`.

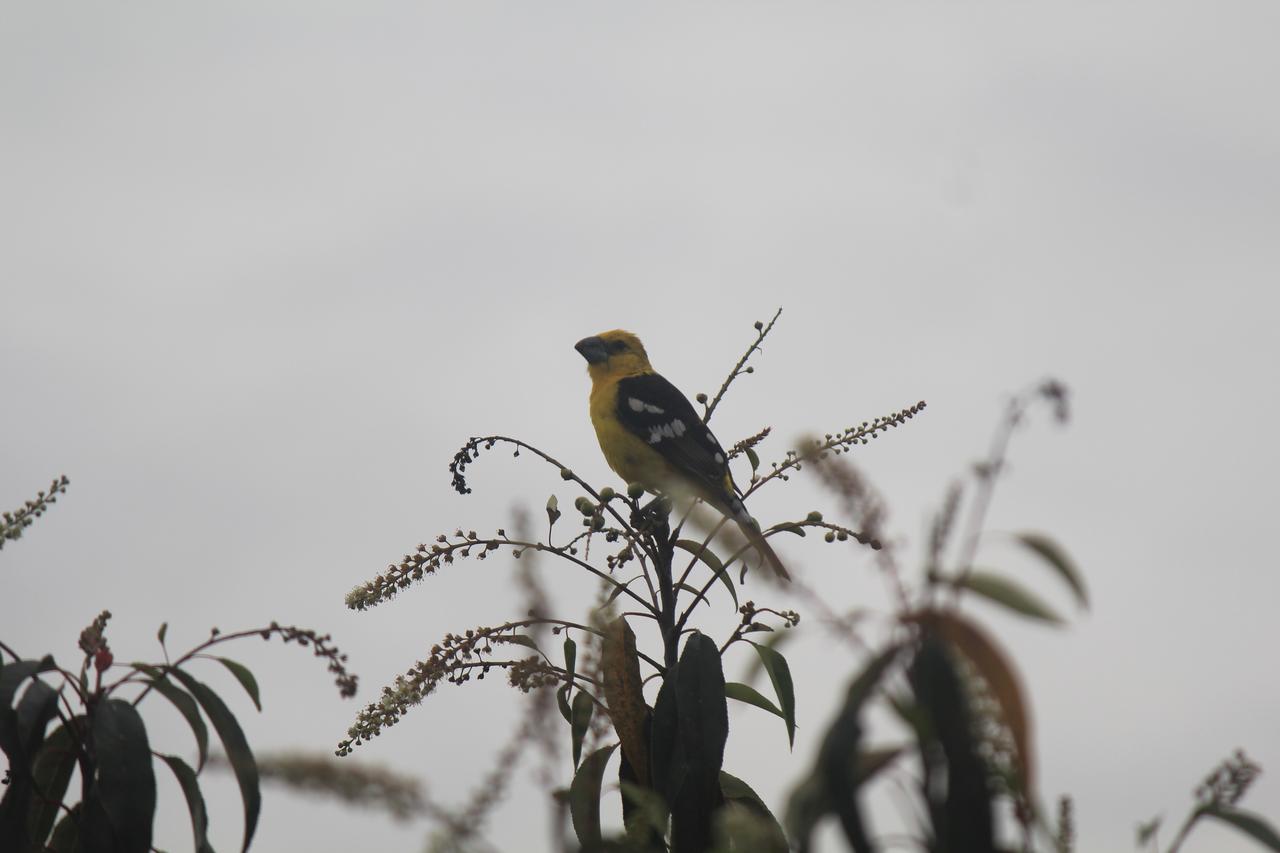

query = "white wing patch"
[647, 418, 689, 444]
[628, 397, 665, 415]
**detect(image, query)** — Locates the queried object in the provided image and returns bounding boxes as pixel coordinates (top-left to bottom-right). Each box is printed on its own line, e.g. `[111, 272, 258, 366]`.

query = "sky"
[3, 3, 1278, 851]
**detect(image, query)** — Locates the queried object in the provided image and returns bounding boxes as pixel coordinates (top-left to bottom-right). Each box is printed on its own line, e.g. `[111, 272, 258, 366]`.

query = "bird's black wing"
[614, 372, 733, 496]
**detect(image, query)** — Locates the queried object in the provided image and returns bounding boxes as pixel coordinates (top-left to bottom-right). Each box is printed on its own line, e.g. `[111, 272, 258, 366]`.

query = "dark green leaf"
[725, 681, 783, 719]
[674, 539, 738, 609]
[503, 634, 541, 654]
[787, 644, 904, 851]
[570, 691, 594, 768]
[649, 666, 684, 807]
[619, 780, 668, 841]
[546, 494, 561, 526]
[955, 571, 1064, 624]
[157, 623, 169, 646]
[720, 770, 787, 850]
[748, 641, 796, 748]
[674, 634, 729, 853]
[745, 447, 760, 472]
[86, 698, 156, 853]
[568, 744, 618, 847]
[563, 637, 577, 683]
[214, 658, 261, 712]
[768, 522, 806, 538]
[169, 669, 259, 853]
[48, 803, 81, 853]
[1015, 532, 1088, 608]
[27, 721, 80, 848]
[556, 685, 573, 726]
[1200, 804, 1280, 850]
[159, 754, 214, 853]
[0, 657, 55, 760]
[909, 637, 993, 853]
[133, 664, 210, 771]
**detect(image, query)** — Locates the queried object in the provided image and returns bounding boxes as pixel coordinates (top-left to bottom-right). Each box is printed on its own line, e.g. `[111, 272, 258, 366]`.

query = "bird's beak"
[575, 336, 610, 365]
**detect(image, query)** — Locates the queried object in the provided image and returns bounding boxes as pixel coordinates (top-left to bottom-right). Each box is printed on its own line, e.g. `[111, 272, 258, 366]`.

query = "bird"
[574, 329, 790, 581]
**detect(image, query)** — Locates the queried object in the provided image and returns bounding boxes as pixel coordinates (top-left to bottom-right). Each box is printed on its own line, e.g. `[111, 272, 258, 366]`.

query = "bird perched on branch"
[574, 330, 790, 581]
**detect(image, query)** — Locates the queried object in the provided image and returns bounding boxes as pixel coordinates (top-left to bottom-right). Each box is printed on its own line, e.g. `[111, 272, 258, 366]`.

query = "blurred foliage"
[1, 478, 359, 852]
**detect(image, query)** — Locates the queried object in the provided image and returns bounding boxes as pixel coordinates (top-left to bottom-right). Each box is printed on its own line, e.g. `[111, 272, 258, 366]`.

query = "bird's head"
[575, 330, 652, 380]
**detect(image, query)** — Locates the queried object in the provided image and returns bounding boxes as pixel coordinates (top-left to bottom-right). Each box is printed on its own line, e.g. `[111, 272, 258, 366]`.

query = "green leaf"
[556, 685, 573, 725]
[86, 698, 156, 853]
[133, 663, 210, 771]
[720, 770, 788, 852]
[619, 780, 669, 840]
[48, 803, 81, 853]
[26, 721, 80, 848]
[725, 681, 783, 719]
[674, 633, 729, 853]
[748, 641, 796, 748]
[0, 657, 55, 760]
[503, 634, 541, 653]
[169, 668, 259, 853]
[570, 691, 594, 769]
[563, 637, 577, 683]
[1014, 532, 1088, 608]
[215, 658, 261, 712]
[1200, 804, 1280, 851]
[674, 539, 738, 609]
[157, 622, 169, 646]
[159, 754, 214, 853]
[568, 743, 618, 847]
[745, 447, 760, 472]
[768, 522, 807, 538]
[955, 570, 1064, 624]
[546, 494, 561, 526]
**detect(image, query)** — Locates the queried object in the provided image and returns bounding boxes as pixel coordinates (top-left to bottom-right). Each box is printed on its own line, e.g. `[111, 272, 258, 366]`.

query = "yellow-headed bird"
[575, 330, 790, 581]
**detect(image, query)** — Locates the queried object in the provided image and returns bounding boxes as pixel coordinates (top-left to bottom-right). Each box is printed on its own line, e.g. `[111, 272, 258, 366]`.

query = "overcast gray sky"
[3, 3, 1278, 852]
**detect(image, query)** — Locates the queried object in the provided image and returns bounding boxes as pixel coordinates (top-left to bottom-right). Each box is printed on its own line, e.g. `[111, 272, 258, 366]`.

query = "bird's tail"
[722, 494, 791, 582]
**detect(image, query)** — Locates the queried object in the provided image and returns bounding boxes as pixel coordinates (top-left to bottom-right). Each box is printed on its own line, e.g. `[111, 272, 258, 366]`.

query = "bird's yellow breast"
[588, 377, 677, 490]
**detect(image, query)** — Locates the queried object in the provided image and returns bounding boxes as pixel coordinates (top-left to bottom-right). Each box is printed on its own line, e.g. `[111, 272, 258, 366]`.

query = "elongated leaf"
[912, 609, 1035, 797]
[909, 637, 993, 853]
[787, 643, 903, 850]
[27, 721, 80, 848]
[1200, 804, 1280, 850]
[725, 681, 783, 719]
[48, 803, 81, 853]
[556, 685, 573, 725]
[568, 743, 618, 847]
[215, 659, 261, 712]
[748, 641, 796, 748]
[563, 637, 577, 684]
[0, 678, 61, 851]
[674, 539, 738, 609]
[956, 571, 1063, 624]
[133, 663, 210, 771]
[87, 698, 156, 853]
[619, 780, 669, 841]
[720, 770, 787, 849]
[169, 668, 259, 853]
[674, 633, 728, 853]
[601, 617, 649, 786]
[649, 665, 684, 807]
[1015, 532, 1088, 608]
[159, 754, 214, 853]
[0, 657, 55, 761]
[502, 634, 541, 653]
[571, 691, 594, 769]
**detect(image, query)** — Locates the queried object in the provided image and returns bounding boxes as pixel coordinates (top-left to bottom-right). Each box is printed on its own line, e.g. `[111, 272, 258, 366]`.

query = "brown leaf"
[602, 617, 649, 786]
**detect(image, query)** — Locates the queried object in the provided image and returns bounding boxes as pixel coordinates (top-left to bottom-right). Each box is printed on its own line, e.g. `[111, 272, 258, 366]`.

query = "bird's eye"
[608, 339, 629, 353]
